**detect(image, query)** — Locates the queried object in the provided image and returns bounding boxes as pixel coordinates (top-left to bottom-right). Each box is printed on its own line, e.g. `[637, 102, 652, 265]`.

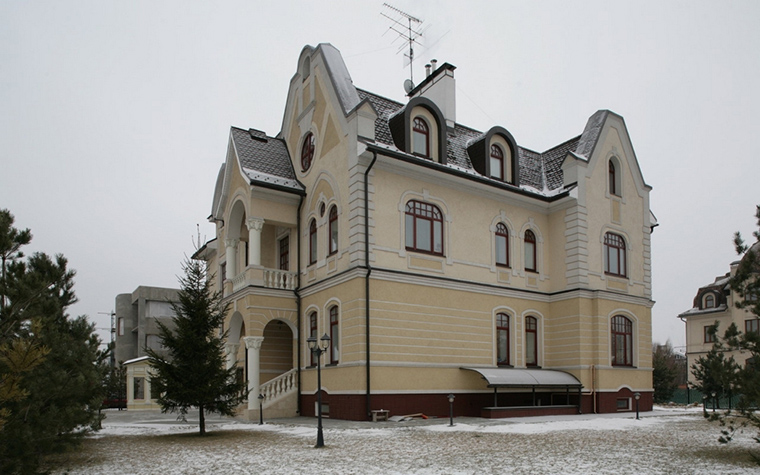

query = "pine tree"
[0, 209, 107, 473]
[146, 258, 247, 435]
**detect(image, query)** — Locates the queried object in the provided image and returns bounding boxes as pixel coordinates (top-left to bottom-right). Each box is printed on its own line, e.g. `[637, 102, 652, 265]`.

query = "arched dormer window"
[609, 158, 621, 196]
[524, 230, 537, 272]
[704, 294, 715, 309]
[495, 222, 509, 267]
[490, 145, 504, 180]
[301, 133, 315, 172]
[412, 117, 430, 158]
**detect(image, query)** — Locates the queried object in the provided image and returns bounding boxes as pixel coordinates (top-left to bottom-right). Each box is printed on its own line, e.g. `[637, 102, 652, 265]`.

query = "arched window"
[609, 160, 618, 196]
[328, 206, 338, 256]
[309, 219, 317, 265]
[412, 117, 430, 158]
[279, 235, 289, 271]
[302, 56, 310, 80]
[496, 313, 510, 365]
[301, 132, 315, 172]
[495, 222, 509, 267]
[405, 200, 443, 255]
[611, 315, 633, 366]
[604, 232, 627, 277]
[525, 316, 538, 366]
[490, 145, 504, 180]
[524, 230, 537, 272]
[704, 294, 715, 309]
[329, 305, 339, 364]
[309, 311, 318, 366]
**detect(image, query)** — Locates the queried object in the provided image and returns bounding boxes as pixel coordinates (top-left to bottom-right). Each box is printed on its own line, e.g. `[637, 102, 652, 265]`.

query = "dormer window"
[301, 133, 315, 172]
[490, 145, 504, 180]
[412, 117, 430, 158]
[704, 294, 715, 309]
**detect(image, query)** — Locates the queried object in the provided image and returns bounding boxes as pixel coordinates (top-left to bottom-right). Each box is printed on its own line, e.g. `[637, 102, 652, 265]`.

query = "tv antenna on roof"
[381, 3, 425, 87]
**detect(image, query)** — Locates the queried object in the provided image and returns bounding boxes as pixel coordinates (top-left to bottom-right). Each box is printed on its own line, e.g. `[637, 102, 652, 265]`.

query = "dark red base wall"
[301, 389, 653, 421]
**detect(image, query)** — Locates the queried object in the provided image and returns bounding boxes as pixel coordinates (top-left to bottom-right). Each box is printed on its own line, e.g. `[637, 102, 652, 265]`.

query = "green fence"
[670, 388, 741, 409]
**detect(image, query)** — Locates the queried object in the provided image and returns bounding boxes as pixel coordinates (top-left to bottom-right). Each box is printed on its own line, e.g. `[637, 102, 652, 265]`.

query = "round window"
[301, 132, 315, 172]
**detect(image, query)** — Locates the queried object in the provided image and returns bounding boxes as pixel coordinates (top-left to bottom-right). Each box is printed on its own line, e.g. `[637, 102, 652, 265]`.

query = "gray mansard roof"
[230, 127, 303, 192]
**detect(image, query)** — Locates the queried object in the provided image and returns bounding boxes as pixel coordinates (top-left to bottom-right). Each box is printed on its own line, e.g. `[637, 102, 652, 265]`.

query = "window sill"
[405, 248, 444, 258]
[326, 363, 338, 367]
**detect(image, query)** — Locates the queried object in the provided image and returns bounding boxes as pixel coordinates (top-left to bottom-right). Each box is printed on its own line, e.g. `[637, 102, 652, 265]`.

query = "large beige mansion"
[679, 249, 759, 385]
[194, 44, 656, 421]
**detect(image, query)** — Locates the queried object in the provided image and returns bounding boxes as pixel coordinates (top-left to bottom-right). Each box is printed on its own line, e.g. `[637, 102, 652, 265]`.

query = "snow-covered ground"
[46, 406, 760, 474]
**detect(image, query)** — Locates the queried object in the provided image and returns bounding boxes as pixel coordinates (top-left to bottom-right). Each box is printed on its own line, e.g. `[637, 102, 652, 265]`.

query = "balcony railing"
[229, 267, 297, 293]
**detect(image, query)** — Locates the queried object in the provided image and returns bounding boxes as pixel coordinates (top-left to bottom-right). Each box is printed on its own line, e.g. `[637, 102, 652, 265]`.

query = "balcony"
[226, 266, 297, 295]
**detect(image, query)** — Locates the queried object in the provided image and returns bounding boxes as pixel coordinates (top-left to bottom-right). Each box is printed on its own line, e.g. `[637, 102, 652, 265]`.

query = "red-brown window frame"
[412, 117, 430, 158]
[329, 306, 339, 364]
[405, 200, 444, 256]
[611, 315, 633, 366]
[704, 325, 716, 343]
[496, 313, 510, 366]
[279, 235, 289, 271]
[309, 219, 317, 265]
[604, 232, 627, 277]
[746, 319, 759, 335]
[328, 205, 338, 256]
[301, 133, 315, 172]
[490, 144, 504, 180]
[309, 312, 318, 366]
[524, 230, 537, 272]
[704, 294, 715, 309]
[609, 160, 618, 196]
[495, 222, 509, 267]
[525, 316, 538, 367]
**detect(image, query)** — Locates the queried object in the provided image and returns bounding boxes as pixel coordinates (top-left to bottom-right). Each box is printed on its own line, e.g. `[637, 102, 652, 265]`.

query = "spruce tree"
[0, 209, 107, 473]
[652, 341, 679, 403]
[146, 258, 247, 435]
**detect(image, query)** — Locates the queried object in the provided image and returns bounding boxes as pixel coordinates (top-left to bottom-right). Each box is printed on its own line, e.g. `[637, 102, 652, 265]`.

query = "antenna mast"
[382, 3, 424, 84]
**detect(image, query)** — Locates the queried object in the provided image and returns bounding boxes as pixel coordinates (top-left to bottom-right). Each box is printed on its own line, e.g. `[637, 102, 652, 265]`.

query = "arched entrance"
[261, 319, 295, 383]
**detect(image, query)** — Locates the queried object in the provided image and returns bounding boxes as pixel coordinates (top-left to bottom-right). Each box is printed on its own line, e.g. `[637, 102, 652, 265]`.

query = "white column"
[243, 336, 264, 410]
[225, 343, 240, 370]
[225, 238, 238, 277]
[246, 217, 265, 266]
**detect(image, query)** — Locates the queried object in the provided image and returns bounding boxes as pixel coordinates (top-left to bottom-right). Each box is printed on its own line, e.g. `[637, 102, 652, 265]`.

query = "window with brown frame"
[412, 117, 430, 158]
[405, 200, 443, 255]
[746, 319, 759, 335]
[329, 306, 339, 364]
[704, 294, 715, 309]
[495, 222, 509, 267]
[525, 316, 538, 367]
[279, 235, 289, 271]
[604, 232, 627, 277]
[524, 230, 537, 272]
[328, 206, 338, 256]
[309, 219, 317, 265]
[609, 160, 618, 196]
[704, 326, 716, 343]
[301, 132, 315, 172]
[611, 315, 633, 366]
[490, 144, 504, 180]
[309, 312, 317, 366]
[496, 313, 510, 365]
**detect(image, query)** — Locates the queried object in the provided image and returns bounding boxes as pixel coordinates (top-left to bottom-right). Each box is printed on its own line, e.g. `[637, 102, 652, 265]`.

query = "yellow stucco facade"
[198, 43, 656, 421]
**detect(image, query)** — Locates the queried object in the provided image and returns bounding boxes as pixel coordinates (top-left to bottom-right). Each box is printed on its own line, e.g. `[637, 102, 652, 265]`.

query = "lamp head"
[634, 392, 640, 400]
[307, 335, 317, 350]
[320, 333, 331, 350]
[447, 393, 455, 403]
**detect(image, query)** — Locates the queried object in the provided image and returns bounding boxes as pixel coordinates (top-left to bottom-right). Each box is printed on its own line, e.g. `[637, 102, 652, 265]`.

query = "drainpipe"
[295, 194, 304, 416]
[364, 150, 378, 420]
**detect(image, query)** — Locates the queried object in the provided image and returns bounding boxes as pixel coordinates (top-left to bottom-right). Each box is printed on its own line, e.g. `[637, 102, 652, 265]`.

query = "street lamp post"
[308, 333, 331, 448]
[634, 392, 640, 420]
[258, 393, 264, 425]
[711, 391, 717, 413]
[447, 393, 455, 426]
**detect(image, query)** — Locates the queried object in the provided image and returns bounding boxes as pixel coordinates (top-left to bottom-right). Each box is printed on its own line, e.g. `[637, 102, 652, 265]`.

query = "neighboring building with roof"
[114, 286, 179, 410]
[679, 248, 759, 385]
[195, 43, 656, 421]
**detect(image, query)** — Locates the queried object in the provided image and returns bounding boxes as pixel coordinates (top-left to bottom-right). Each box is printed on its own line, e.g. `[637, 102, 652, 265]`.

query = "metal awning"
[462, 367, 582, 388]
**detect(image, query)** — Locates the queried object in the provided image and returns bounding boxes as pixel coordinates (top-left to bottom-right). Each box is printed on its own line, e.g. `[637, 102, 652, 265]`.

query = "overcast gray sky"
[2, 1, 759, 353]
